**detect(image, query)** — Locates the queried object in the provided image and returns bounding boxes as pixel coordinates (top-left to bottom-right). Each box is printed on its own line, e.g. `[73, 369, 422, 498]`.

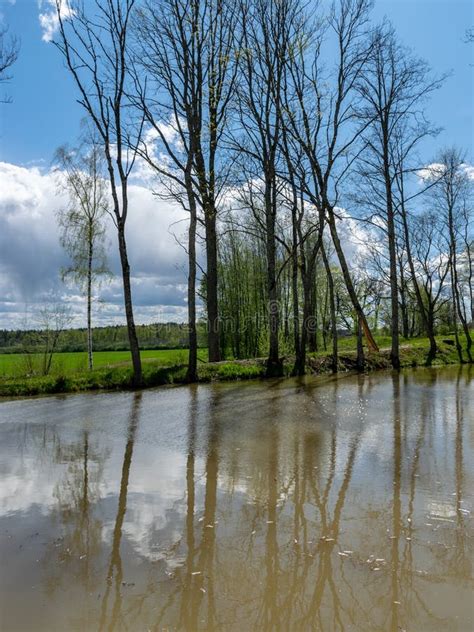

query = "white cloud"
[416, 162, 446, 182]
[460, 163, 474, 180]
[130, 120, 187, 185]
[417, 161, 474, 183]
[332, 207, 381, 264]
[0, 161, 192, 329]
[38, 0, 74, 43]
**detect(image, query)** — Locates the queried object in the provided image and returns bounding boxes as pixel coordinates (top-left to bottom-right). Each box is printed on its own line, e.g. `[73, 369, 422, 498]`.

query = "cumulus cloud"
[0, 161, 191, 329]
[38, 0, 74, 43]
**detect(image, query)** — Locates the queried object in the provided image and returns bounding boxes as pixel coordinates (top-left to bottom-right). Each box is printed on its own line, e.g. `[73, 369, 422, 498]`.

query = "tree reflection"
[179, 384, 198, 631]
[195, 387, 220, 628]
[390, 372, 402, 632]
[42, 428, 108, 607]
[99, 391, 142, 631]
[260, 403, 280, 631]
[152, 386, 222, 631]
[40, 372, 474, 630]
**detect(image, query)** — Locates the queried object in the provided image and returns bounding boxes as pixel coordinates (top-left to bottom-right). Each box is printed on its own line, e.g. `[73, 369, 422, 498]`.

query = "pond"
[0, 366, 473, 631]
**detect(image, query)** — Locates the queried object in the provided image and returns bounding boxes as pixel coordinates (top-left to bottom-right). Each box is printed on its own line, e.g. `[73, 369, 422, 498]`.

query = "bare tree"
[131, 0, 200, 381]
[55, 130, 110, 370]
[38, 302, 74, 376]
[410, 211, 450, 351]
[53, 0, 144, 385]
[133, 0, 239, 367]
[459, 201, 473, 324]
[429, 149, 473, 362]
[393, 136, 441, 363]
[283, 0, 380, 373]
[0, 23, 19, 103]
[355, 24, 443, 368]
[321, 241, 338, 372]
[132, 0, 239, 375]
[280, 119, 323, 375]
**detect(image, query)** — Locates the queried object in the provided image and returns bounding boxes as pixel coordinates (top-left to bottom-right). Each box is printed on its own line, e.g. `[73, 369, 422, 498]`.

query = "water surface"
[0, 366, 473, 631]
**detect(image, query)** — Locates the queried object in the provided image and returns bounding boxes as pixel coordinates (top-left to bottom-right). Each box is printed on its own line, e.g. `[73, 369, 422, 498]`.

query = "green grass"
[0, 348, 208, 379]
[309, 334, 468, 370]
[322, 333, 443, 354]
[0, 334, 469, 398]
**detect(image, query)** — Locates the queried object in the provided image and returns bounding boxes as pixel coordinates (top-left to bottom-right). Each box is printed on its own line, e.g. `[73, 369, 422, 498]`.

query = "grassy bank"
[0, 335, 469, 398]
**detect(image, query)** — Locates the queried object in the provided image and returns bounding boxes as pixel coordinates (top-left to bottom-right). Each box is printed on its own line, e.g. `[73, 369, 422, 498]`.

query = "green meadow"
[0, 348, 208, 380]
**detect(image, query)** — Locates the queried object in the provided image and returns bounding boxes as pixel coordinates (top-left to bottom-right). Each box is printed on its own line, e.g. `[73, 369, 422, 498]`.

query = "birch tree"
[55, 132, 110, 370]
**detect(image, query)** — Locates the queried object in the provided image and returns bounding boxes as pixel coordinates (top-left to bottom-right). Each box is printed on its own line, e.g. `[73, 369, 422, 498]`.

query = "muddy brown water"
[0, 366, 473, 631]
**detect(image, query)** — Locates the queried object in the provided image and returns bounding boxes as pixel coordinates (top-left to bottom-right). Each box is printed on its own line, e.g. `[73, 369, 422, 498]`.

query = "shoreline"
[0, 339, 469, 399]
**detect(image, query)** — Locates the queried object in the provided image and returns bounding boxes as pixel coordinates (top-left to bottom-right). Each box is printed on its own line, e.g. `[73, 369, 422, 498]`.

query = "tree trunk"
[467, 242, 474, 323]
[426, 327, 438, 366]
[186, 181, 198, 382]
[356, 317, 364, 371]
[449, 229, 473, 363]
[205, 211, 220, 363]
[293, 276, 310, 376]
[383, 137, 400, 370]
[265, 179, 281, 376]
[291, 240, 301, 363]
[398, 258, 409, 339]
[87, 235, 93, 371]
[321, 244, 338, 373]
[454, 279, 472, 362]
[308, 282, 318, 352]
[425, 309, 438, 366]
[449, 260, 464, 364]
[326, 210, 378, 355]
[117, 222, 142, 387]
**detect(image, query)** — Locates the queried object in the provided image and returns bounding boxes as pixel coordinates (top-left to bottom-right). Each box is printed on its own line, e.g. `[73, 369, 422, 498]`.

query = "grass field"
[0, 348, 208, 379]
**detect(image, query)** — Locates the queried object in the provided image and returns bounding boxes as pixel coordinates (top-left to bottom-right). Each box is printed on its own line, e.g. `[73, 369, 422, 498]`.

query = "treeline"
[50, 0, 473, 384]
[0, 323, 208, 354]
[216, 227, 469, 361]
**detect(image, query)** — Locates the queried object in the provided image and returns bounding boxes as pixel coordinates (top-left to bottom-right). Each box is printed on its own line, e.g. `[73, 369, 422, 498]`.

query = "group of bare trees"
[50, 0, 473, 384]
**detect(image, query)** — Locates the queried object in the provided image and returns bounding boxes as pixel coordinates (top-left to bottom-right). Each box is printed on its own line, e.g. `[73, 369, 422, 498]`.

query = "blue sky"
[0, 0, 83, 165]
[0, 0, 472, 167]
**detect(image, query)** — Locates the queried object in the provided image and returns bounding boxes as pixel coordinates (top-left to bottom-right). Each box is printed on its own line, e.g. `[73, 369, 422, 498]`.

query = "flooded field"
[0, 366, 473, 631]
